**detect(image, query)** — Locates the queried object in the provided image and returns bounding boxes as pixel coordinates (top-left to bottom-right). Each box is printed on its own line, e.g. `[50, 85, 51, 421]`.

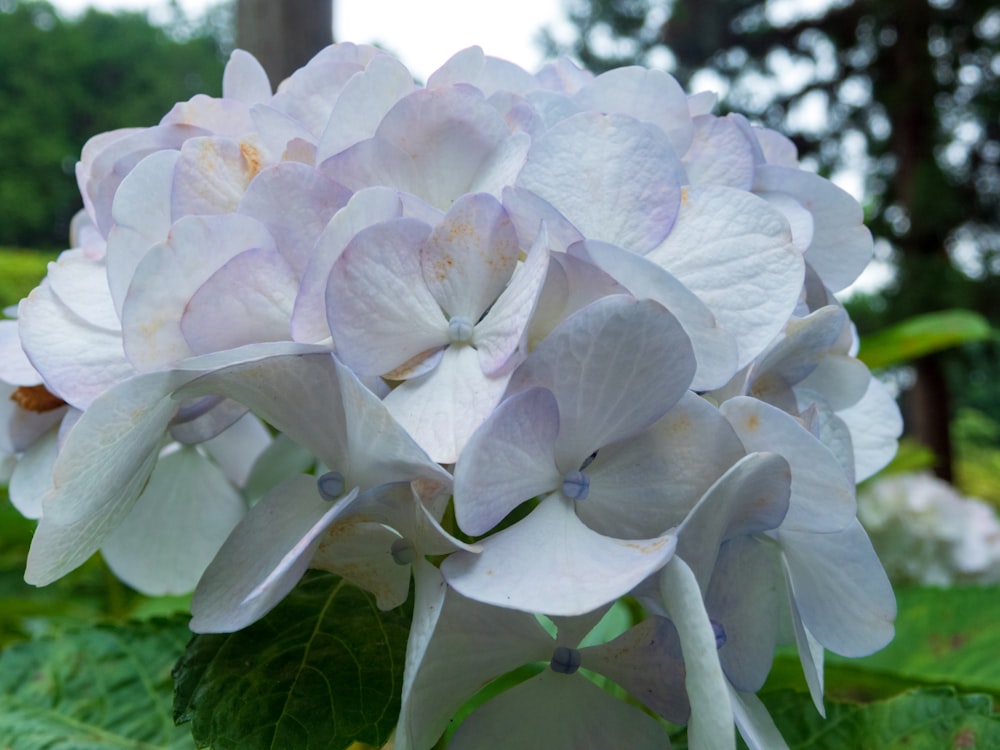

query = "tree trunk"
[235, 0, 333, 88]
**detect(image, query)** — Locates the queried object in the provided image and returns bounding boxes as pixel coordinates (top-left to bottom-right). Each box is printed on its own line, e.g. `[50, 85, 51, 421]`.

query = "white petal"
[312, 521, 411, 610]
[189, 476, 360, 632]
[0, 319, 42, 385]
[171, 135, 267, 217]
[836, 376, 902, 482]
[443, 493, 677, 615]
[754, 165, 872, 292]
[646, 185, 803, 369]
[101, 446, 246, 595]
[517, 112, 684, 254]
[683, 114, 756, 189]
[8, 425, 59, 519]
[200, 412, 272, 487]
[453, 386, 562, 536]
[238, 162, 350, 275]
[659, 556, 735, 750]
[384, 345, 512, 465]
[730, 687, 790, 750]
[222, 48, 271, 103]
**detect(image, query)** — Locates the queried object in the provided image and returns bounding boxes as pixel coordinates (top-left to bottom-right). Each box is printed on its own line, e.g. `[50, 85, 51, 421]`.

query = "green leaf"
[0, 615, 195, 749]
[760, 687, 1000, 749]
[173, 571, 412, 750]
[857, 309, 993, 369]
[827, 586, 1000, 700]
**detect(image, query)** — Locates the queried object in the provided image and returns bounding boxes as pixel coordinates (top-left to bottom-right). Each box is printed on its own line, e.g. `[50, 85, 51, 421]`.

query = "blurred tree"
[235, 0, 333, 87]
[0, 0, 226, 249]
[547, 0, 1000, 480]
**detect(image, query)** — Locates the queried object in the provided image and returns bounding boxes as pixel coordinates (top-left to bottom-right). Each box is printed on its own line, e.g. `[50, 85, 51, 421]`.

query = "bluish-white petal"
[101, 446, 246, 595]
[659, 556, 735, 750]
[779, 520, 896, 657]
[443, 493, 677, 616]
[570, 239, 739, 390]
[291, 186, 405, 343]
[683, 114, 756, 189]
[222, 48, 271, 104]
[729, 686, 790, 750]
[8, 425, 58, 519]
[508, 295, 695, 471]
[453, 386, 562, 536]
[722, 397, 855, 532]
[189, 476, 360, 632]
[835, 376, 902, 482]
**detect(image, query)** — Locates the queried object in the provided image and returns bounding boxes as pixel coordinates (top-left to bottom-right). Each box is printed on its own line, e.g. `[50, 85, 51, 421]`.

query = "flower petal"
[443, 493, 677, 616]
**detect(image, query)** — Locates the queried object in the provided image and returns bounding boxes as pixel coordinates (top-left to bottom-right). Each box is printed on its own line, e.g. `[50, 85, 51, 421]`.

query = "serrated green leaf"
[857, 309, 993, 369]
[173, 571, 412, 750]
[760, 687, 1000, 750]
[0, 615, 195, 749]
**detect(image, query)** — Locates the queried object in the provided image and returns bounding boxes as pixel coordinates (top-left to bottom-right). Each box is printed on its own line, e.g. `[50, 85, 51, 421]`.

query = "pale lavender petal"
[580, 392, 746, 538]
[222, 48, 271, 104]
[122, 214, 277, 371]
[291, 186, 406, 343]
[18, 284, 132, 409]
[428, 46, 537, 95]
[683, 114, 756, 189]
[0, 319, 43, 385]
[171, 135, 270, 217]
[396, 578, 550, 750]
[453, 386, 562, 536]
[325, 218, 448, 376]
[420, 193, 519, 320]
[442, 493, 677, 615]
[836, 377, 902, 482]
[312, 521, 412, 610]
[238, 162, 351, 275]
[677, 452, 791, 582]
[474, 224, 550, 375]
[101, 446, 246, 595]
[517, 112, 684, 254]
[317, 53, 416, 160]
[180, 246, 298, 353]
[189, 476, 361, 632]
[508, 295, 695, 471]
[8, 425, 58, 519]
[105, 150, 179, 316]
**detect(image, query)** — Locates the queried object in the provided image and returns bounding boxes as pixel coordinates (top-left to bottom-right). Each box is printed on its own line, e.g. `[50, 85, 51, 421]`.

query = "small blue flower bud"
[391, 537, 417, 566]
[317, 471, 346, 502]
[550, 646, 582, 675]
[447, 316, 475, 344]
[562, 470, 590, 500]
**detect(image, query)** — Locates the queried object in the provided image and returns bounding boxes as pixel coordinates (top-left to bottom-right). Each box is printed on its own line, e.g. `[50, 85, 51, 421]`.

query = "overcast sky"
[47, 0, 572, 81]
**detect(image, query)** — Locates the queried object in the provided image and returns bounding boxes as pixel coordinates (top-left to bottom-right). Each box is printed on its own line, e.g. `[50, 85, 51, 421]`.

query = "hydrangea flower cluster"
[1, 44, 902, 748]
[859, 472, 1000, 586]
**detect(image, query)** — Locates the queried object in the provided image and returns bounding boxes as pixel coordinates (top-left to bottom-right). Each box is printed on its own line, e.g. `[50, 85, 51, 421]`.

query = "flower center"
[390, 537, 417, 566]
[317, 471, 346, 501]
[549, 646, 582, 675]
[561, 470, 590, 501]
[447, 315, 475, 344]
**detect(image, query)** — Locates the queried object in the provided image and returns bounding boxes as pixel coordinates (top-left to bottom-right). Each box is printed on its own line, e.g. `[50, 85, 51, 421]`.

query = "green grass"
[0, 249, 56, 311]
